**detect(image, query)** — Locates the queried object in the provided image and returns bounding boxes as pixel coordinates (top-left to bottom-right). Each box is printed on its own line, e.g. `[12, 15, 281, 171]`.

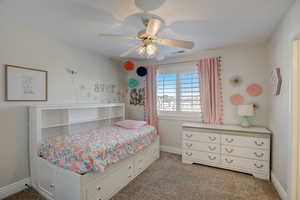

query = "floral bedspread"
[39, 125, 157, 174]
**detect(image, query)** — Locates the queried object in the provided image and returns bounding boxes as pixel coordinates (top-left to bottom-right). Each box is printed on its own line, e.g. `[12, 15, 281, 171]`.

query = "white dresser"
[181, 122, 271, 180]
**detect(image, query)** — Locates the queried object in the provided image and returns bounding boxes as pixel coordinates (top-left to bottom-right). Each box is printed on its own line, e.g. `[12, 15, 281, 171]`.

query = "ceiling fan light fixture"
[146, 44, 157, 57]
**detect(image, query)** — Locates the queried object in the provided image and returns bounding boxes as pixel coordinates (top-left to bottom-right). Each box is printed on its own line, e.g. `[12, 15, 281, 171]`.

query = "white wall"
[0, 22, 126, 188]
[126, 45, 269, 150]
[267, 0, 300, 193]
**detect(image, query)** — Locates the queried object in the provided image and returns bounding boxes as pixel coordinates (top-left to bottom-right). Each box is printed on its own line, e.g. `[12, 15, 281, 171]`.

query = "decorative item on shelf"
[136, 66, 148, 77]
[247, 83, 263, 96]
[129, 88, 145, 105]
[123, 60, 135, 71]
[238, 104, 254, 128]
[229, 75, 243, 87]
[5, 65, 48, 101]
[271, 68, 282, 96]
[128, 78, 138, 88]
[230, 94, 244, 105]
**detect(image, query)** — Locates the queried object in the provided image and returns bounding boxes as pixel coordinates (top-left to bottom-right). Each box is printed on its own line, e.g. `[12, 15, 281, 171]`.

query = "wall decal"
[271, 68, 282, 96]
[128, 78, 138, 88]
[230, 94, 244, 105]
[136, 66, 148, 77]
[247, 83, 263, 96]
[123, 60, 135, 71]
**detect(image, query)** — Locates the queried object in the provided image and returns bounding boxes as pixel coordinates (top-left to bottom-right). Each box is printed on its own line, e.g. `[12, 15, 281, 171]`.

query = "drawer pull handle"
[208, 155, 216, 160]
[254, 163, 264, 168]
[185, 152, 193, 156]
[225, 148, 234, 153]
[208, 146, 216, 151]
[50, 184, 55, 188]
[185, 133, 193, 138]
[254, 152, 264, 158]
[225, 158, 234, 163]
[97, 186, 101, 191]
[185, 143, 193, 148]
[254, 141, 264, 146]
[225, 138, 234, 143]
[209, 136, 217, 141]
[128, 166, 132, 169]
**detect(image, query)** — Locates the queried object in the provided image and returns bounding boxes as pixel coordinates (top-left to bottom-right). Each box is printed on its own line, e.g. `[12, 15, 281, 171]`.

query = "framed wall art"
[271, 68, 282, 96]
[5, 65, 48, 101]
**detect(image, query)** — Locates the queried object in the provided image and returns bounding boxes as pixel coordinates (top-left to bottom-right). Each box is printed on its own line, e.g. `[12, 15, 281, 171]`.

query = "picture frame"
[5, 65, 48, 101]
[271, 68, 282, 96]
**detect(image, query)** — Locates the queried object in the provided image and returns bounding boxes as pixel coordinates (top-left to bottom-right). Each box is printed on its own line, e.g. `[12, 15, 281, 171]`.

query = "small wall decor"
[247, 83, 263, 97]
[136, 66, 148, 77]
[230, 94, 244, 105]
[229, 75, 243, 87]
[129, 88, 145, 105]
[123, 60, 135, 71]
[128, 78, 138, 88]
[271, 68, 282, 96]
[5, 65, 48, 101]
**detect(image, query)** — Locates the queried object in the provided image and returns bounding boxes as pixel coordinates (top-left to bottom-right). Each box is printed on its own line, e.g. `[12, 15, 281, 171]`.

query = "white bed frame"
[29, 104, 160, 200]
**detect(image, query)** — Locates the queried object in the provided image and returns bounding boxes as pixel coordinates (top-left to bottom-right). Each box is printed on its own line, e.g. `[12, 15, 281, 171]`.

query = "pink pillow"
[115, 120, 147, 129]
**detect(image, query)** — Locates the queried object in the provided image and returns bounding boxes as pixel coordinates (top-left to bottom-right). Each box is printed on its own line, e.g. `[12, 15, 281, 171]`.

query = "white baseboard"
[0, 178, 30, 200]
[271, 172, 287, 200]
[160, 145, 181, 155]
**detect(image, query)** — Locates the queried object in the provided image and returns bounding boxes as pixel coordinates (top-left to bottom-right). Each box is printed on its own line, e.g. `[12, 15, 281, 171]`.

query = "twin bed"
[30, 104, 159, 200]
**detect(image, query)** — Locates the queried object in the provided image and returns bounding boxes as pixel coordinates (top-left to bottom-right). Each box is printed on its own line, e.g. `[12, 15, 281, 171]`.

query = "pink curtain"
[144, 66, 158, 129]
[197, 57, 224, 125]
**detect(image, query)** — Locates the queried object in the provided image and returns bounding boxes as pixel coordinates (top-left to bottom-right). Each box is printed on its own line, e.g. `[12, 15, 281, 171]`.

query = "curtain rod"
[156, 56, 222, 66]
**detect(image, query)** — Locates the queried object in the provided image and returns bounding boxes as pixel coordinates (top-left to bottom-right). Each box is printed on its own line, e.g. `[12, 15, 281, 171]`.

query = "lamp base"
[240, 116, 252, 128]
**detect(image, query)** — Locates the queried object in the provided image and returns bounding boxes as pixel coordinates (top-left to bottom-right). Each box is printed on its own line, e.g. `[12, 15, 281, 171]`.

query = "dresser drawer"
[221, 134, 269, 149]
[182, 131, 220, 143]
[221, 146, 268, 161]
[182, 140, 220, 153]
[221, 155, 268, 173]
[182, 150, 220, 164]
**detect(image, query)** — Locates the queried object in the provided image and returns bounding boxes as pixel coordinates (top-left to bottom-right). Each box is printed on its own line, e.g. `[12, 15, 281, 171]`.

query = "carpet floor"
[4, 152, 280, 200]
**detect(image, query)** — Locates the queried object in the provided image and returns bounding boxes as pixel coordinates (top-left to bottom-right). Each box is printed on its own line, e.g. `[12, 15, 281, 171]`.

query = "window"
[157, 65, 201, 116]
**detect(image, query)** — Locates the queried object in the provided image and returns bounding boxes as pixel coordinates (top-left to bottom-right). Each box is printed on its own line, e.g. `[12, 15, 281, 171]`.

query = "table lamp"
[238, 104, 254, 128]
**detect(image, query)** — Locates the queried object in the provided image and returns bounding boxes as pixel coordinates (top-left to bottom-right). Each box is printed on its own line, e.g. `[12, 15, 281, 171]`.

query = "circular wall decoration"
[136, 66, 148, 77]
[123, 60, 135, 71]
[128, 78, 138, 88]
[230, 94, 244, 105]
[247, 83, 263, 96]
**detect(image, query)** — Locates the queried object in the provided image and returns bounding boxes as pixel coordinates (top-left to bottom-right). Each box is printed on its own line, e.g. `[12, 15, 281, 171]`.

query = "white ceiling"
[0, 0, 295, 60]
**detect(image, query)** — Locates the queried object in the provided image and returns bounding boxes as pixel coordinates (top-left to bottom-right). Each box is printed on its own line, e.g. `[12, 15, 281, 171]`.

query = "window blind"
[157, 67, 201, 113]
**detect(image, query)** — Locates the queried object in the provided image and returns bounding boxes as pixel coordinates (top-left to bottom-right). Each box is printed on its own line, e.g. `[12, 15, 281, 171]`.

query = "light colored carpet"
[4, 152, 280, 200]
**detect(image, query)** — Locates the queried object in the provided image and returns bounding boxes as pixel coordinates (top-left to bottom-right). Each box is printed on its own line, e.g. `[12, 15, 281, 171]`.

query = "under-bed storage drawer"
[86, 160, 133, 200]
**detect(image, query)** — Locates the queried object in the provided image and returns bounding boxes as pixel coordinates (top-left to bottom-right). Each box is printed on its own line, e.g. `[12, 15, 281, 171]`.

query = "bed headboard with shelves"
[29, 103, 125, 162]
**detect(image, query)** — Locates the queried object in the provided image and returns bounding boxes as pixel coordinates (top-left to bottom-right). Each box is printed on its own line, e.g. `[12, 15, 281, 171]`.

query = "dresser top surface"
[182, 122, 272, 135]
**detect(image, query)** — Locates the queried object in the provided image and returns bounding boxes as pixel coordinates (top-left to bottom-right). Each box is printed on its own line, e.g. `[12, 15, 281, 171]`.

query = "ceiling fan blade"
[154, 38, 194, 49]
[120, 44, 143, 57]
[99, 34, 141, 41]
[145, 18, 162, 36]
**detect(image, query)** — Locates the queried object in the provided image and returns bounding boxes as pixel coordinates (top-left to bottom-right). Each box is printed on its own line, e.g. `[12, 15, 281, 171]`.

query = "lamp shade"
[238, 104, 254, 117]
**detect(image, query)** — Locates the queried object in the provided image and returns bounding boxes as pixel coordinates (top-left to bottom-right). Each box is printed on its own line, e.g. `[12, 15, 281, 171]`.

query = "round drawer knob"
[97, 186, 101, 191]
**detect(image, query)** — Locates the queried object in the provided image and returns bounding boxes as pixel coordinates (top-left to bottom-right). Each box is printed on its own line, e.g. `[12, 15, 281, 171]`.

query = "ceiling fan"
[98, 18, 194, 58]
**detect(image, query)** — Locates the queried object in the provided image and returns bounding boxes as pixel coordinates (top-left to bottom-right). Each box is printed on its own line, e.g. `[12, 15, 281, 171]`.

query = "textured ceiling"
[0, 0, 295, 60]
